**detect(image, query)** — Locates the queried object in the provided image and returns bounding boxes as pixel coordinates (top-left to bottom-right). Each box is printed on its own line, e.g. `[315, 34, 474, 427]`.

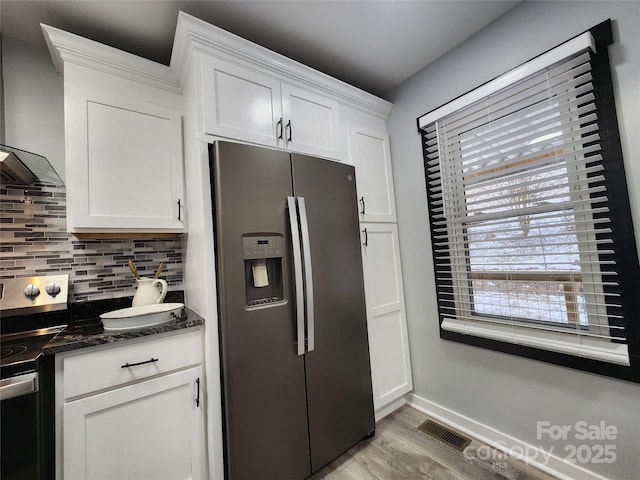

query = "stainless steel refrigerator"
[209, 141, 375, 479]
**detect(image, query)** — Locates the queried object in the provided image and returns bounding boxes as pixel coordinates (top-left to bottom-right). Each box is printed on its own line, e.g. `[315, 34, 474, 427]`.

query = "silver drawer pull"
[121, 358, 158, 368]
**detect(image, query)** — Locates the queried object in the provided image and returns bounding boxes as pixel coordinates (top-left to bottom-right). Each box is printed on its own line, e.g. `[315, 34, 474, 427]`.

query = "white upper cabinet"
[349, 125, 397, 222]
[67, 87, 184, 232]
[200, 57, 282, 147]
[42, 25, 185, 234]
[280, 83, 340, 159]
[199, 56, 340, 160]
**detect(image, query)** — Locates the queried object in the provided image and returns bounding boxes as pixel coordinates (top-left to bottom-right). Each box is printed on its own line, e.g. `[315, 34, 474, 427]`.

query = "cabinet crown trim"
[41, 24, 181, 94]
[170, 11, 393, 119]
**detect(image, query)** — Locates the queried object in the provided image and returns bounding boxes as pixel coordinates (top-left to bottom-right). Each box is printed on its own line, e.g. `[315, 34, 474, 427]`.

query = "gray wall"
[385, 1, 640, 479]
[2, 37, 66, 179]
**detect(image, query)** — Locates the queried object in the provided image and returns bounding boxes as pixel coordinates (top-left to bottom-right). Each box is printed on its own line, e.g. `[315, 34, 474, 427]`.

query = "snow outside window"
[418, 23, 640, 380]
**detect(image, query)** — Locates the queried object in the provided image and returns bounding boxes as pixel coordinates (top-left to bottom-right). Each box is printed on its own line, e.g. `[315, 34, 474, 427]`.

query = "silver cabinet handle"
[359, 196, 366, 215]
[362, 227, 368, 247]
[297, 197, 314, 352]
[287, 196, 305, 356]
[0, 372, 37, 400]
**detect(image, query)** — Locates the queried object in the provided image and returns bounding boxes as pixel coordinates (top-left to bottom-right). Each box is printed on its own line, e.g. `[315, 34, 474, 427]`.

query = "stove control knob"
[45, 282, 62, 296]
[24, 284, 41, 298]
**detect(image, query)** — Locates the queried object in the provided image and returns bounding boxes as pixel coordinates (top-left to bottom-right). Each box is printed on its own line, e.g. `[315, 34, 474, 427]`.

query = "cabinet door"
[63, 366, 205, 480]
[66, 89, 184, 232]
[349, 126, 397, 222]
[360, 223, 412, 412]
[281, 84, 341, 160]
[200, 56, 282, 146]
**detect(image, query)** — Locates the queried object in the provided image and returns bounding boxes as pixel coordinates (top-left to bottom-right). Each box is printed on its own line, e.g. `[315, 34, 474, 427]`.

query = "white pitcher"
[132, 277, 168, 306]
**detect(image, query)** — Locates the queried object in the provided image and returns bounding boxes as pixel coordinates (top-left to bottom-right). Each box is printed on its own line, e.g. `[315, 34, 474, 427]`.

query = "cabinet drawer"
[63, 330, 202, 399]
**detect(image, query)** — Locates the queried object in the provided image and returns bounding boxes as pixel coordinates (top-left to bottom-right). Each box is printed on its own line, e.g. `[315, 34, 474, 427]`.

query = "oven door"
[1, 372, 40, 480]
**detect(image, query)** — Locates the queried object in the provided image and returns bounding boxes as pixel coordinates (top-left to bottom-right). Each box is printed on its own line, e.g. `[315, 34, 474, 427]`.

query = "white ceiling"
[0, 0, 519, 96]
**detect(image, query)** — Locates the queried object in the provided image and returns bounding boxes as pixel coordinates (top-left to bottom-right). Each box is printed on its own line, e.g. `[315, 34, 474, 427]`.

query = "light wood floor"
[309, 406, 557, 480]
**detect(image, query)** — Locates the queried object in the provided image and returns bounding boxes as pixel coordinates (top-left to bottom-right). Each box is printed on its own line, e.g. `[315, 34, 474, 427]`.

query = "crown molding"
[170, 12, 392, 119]
[41, 24, 181, 95]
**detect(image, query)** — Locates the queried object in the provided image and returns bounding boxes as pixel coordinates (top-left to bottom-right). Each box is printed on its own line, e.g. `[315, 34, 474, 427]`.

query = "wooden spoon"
[128, 259, 141, 279]
[154, 262, 164, 279]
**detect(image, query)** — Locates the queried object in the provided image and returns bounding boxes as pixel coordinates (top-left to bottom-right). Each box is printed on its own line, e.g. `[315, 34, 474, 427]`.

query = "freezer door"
[211, 142, 311, 480]
[292, 154, 375, 472]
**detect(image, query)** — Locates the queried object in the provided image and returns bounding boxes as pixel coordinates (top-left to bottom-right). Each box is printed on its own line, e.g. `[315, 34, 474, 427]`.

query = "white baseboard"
[374, 396, 407, 422]
[407, 393, 609, 480]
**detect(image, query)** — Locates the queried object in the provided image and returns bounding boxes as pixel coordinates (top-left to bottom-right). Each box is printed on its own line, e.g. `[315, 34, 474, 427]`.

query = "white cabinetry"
[66, 86, 184, 232]
[348, 125, 397, 222]
[349, 122, 411, 415]
[64, 367, 203, 480]
[200, 56, 340, 160]
[43, 26, 185, 234]
[200, 57, 281, 147]
[55, 329, 206, 480]
[280, 83, 340, 159]
[360, 224, 412, 413]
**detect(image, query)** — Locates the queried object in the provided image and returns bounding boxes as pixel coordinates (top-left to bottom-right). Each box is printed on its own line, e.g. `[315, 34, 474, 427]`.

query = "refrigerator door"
[211, 142, 311, 480]
[292, 154, 375, 472]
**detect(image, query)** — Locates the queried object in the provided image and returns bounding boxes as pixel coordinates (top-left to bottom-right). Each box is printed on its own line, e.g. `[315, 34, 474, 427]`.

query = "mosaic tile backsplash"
[0, 182, 183, 302]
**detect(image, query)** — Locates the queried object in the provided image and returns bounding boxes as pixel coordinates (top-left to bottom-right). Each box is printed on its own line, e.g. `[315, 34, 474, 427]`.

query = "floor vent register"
[417, 419, 472, 452]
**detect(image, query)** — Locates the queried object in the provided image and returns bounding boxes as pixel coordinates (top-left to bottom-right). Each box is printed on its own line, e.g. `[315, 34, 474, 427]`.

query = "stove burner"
[1, 346, 28, 360]
[1, 325, 66, 380]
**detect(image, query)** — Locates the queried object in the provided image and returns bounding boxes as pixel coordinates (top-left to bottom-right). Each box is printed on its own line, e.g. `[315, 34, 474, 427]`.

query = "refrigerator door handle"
[297, 197, 315, 352]
[287, 196, 306, 356]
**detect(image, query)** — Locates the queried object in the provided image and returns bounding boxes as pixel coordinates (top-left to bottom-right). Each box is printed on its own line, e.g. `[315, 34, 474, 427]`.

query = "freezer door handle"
[288, 196, 305, 356]
[297, 197, 315, 352]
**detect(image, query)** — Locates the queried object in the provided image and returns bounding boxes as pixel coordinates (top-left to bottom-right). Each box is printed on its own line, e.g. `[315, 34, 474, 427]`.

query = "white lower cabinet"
[360, 223, 412, 413]
[64, 367, 204, 480]
[56, 330, 205, 480]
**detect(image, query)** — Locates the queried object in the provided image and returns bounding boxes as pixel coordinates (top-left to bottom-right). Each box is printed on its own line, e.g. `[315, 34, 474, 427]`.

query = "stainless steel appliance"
[210, 141, 375, 479]
[0, 145, 64, 186]
[0, 275, 69, 480]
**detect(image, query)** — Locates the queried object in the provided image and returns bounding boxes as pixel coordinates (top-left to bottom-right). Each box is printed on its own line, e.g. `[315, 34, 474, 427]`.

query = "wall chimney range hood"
[0, 145, 63, 186]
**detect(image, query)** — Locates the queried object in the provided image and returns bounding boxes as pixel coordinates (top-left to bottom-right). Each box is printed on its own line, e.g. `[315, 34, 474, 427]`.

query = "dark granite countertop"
[43, 307, 204, 355]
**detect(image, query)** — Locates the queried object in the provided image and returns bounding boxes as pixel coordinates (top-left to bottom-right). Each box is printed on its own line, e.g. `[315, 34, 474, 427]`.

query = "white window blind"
[419, 32, 630, 366]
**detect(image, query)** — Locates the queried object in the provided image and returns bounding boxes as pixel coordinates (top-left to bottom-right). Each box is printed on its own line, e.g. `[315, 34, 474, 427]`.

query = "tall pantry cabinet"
[347, 125, 412, 417]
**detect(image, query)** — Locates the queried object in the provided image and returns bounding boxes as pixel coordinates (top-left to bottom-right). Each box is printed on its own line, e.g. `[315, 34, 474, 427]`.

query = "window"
[418, 21, 640, 382]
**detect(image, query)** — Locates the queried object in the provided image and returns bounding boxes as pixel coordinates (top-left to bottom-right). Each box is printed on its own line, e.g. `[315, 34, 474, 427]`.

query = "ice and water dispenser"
[242, 234, 284, 307]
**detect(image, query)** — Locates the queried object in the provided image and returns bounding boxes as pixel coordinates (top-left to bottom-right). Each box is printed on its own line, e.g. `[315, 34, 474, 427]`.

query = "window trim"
[418, 20, 640, 383]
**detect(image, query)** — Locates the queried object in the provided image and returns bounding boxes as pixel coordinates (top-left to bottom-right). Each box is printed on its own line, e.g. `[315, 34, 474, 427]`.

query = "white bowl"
[100, 303, 184, 332]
